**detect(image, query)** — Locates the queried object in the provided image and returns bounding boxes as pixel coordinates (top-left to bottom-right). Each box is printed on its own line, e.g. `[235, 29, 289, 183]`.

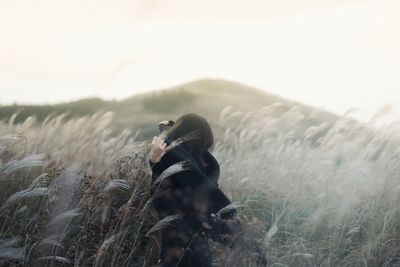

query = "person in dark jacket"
[149, 113, 239, 267]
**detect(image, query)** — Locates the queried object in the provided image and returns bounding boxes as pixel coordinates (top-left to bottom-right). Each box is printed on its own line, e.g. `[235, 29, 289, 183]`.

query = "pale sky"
[1, 0, 399, 121]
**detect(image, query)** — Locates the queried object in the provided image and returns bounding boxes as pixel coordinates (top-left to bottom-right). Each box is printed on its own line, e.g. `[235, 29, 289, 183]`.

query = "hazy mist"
[1, 0, 399, 121]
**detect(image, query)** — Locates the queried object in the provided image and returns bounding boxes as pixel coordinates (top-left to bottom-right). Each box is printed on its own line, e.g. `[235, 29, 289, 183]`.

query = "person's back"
[149, 113, 238, 266]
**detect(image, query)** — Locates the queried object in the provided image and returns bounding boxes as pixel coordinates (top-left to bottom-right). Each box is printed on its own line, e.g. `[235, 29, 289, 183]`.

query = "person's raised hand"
[150, 136, 167, 164]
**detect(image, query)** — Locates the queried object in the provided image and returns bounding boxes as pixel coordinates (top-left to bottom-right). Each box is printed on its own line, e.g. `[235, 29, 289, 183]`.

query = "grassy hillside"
[0, 79, 337, 140]
[0, 104, 399, 266]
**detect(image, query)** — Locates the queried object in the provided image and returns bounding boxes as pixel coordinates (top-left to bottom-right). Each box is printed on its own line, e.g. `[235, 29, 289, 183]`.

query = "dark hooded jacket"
[149, 137, 237, 266]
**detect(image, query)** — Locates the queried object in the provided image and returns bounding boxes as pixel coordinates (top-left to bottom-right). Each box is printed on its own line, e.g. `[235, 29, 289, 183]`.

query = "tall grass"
[0, 105, 399, 266]
[213, 105, 400, 266]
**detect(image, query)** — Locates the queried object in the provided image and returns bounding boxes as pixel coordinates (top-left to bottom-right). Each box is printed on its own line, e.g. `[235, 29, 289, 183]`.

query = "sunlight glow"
[0, 0, 398, 121]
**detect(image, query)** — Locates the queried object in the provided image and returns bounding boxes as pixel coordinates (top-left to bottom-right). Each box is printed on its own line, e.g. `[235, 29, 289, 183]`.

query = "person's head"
[165, 113, 214, 169]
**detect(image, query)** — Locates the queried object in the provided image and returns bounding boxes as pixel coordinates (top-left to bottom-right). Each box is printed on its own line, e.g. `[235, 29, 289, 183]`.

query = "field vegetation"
[0, 103, 399, 266]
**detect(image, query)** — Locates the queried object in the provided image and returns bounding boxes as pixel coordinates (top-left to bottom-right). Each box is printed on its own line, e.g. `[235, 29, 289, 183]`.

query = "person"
[148, 113, 240, 267]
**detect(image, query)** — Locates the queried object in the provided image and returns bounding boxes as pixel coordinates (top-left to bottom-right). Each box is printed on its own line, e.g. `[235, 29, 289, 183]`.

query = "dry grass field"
[1, 103, 400, 266]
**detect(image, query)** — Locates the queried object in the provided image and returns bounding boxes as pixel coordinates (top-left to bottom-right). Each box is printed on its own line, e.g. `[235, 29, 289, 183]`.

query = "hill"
[0, 79, 337, 140]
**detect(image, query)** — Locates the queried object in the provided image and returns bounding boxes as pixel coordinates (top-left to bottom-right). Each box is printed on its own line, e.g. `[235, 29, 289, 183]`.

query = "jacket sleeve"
[149, 156, 198, 223]
[205, 186, 239, 247]
[209, 215, 242, 248]
[149, 158, 168, 185]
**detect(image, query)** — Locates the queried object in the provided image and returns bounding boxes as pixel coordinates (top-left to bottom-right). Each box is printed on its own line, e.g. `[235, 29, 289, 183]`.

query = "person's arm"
[205, 187, 239, 247]
[184, 178, 241, 248]
[149, 158, 168, 185]
[149, 156, 181, 219]
[207, 200, 268, 266]
[209, 214, 242, 247]
[149, 135, 168, 184]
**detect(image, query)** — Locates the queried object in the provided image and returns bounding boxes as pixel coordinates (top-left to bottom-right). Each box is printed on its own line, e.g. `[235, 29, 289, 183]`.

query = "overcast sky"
[1, 0, 399, 121]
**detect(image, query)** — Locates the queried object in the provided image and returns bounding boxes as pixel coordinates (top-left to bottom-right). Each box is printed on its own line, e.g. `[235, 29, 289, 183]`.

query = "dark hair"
[166, 113, 214, 170]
